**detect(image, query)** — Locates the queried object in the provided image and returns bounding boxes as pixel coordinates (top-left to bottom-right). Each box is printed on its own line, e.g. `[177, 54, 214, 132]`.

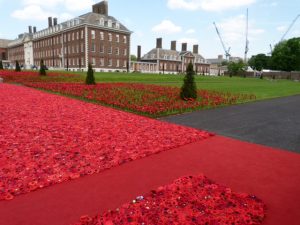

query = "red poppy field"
[24, 82, 256, 117]
[0, 72, 270, 225]
[0, 83, 213, 201]
[75, 175, 266, 225]
[0, 70, 256, 117]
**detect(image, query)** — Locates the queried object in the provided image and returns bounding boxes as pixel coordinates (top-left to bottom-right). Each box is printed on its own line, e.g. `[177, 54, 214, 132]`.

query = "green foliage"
[271, 37, 300, 72]
[39, 59, 46, 76]
[248, 54, 271, 71]
[85, 63, 96, 85]
[130, 55, 137, 62]
[15, 61, 21, 72]
[180, 62, 197, 100]
[227, 60, 246, 76]
[0, 60, 3, 70]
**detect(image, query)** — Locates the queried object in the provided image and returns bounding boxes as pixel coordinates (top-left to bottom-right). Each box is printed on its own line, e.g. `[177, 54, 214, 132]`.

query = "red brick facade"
[7, 1, 131, 71]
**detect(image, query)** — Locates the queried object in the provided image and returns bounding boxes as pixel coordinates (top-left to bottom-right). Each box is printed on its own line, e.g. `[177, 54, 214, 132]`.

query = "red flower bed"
[75, 175, 266, 225]
[24, 82, 256, 117]
[0, 84, 213, 201]
[0, 70, 81, 83]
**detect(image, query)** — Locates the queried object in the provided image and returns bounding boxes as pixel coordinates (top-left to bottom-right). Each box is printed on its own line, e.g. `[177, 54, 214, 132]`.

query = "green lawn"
[66, 71, 300, 100]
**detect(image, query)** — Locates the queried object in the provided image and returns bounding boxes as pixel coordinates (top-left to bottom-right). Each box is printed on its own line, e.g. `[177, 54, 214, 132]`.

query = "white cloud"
[186, 29, 196, 34]
[22, 0, 94, 11]
[11, 5, 74, 21]
[217, 15, 264, 43]
[64, 0, 95, 12]
[152, 20, 182, 34]
[213, 15, 264, 56]
[11, 5, 53, 20]
[167, 0, 256, 12]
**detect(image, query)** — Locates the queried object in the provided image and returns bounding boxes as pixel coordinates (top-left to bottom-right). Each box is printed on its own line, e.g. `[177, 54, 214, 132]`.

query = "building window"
[100, 32, 104, 40]
[108, 33, 112, 42]
[100, 18, 104, 26]
[91, 30, 95, 39]
[123, 60, 127, 68]
[91, 42, 95, 52]
[116, 22, 120, 29]
[72, 33, 74, 41]
[100, 44, 104, 53]
[108, 46, 112, 54]
[116, 34, 119, 43]
[81, 43, 84, 53]
[108, 20, 112, 27]
[123, 36, 127, 43]
[81, 30, 84, 39]
[76, 45, 79, 53]
[116, 59, 120, 67]
[100, 58, 104, 66]
[115, 47, 119, 55]
[124, 49, 127, 56]
[68, 34, 70, 41]
[76, 32, 79, 40]
[108, 59, 112, 67]
[91, 57, 96, 66]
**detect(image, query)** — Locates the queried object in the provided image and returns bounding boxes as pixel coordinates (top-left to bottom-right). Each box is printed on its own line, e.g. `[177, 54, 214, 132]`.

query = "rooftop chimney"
[33, 27, 37, 33]
[92, 0, 108, 16]
[28, 26, 32, 34]
[181, 43, 187, 52]
[48, 17, 53, 27]
[53, 18, 58, 26]
[193, 45, 199, 54]
[137, 45, 141, 61]
[171, 41, 176, 51]
[156, 38, 162, 49]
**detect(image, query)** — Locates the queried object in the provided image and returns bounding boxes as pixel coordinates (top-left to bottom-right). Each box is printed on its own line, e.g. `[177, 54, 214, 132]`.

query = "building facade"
[131, 38, 210, 74]
[7, 1, 131, 72]
[0, 39, 11, 62]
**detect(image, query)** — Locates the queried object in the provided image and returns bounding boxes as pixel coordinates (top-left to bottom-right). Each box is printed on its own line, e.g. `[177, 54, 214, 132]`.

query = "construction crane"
[280, 14, 300, 42]
[269, 44, 273, 55]
[244, 8, 249, 62]
[213, 22, 231, 60]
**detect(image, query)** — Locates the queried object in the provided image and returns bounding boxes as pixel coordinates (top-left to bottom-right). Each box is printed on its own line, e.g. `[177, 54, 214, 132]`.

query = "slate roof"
[78, 12, 131, 33]
[142, 48, 208, 64]
[0, 39, 12, 48]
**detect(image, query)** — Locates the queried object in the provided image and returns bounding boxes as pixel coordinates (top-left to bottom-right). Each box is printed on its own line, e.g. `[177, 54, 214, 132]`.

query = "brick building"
[0, 39, 11, 60]
[7, 0, 131, 71]
[131, 38, 210, 74]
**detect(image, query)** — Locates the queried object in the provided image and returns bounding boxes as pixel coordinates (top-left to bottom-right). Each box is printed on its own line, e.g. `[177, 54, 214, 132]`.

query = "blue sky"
[0, 0, 299, 58]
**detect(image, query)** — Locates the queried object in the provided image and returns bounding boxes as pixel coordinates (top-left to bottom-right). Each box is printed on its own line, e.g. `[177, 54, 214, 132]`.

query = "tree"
[270, 37, 300, 72]
[39, 59, 46, 76]
[248, 54, 271, 71]
[227, 60, 246, 76]
[0, 60, 3, 70]
[85, 63, 96, 85]
[180, 62, 197, 100]
[130, 55, 137, 62]
[15, 61, 21, 72]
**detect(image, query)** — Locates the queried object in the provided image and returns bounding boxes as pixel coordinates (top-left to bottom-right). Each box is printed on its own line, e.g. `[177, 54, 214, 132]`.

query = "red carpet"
[0, 136, 299, 225]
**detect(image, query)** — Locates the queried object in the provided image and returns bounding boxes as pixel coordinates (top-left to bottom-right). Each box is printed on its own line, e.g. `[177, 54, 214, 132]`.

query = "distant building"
[7, 1, 131, 71]
[207, 55, 243, 75]
[131, 38, 210, 74]
[0, 39, 11, 60]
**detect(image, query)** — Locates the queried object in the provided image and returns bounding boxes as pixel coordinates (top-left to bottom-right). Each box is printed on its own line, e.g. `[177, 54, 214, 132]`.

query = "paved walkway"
[162, 95, 300, 153]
